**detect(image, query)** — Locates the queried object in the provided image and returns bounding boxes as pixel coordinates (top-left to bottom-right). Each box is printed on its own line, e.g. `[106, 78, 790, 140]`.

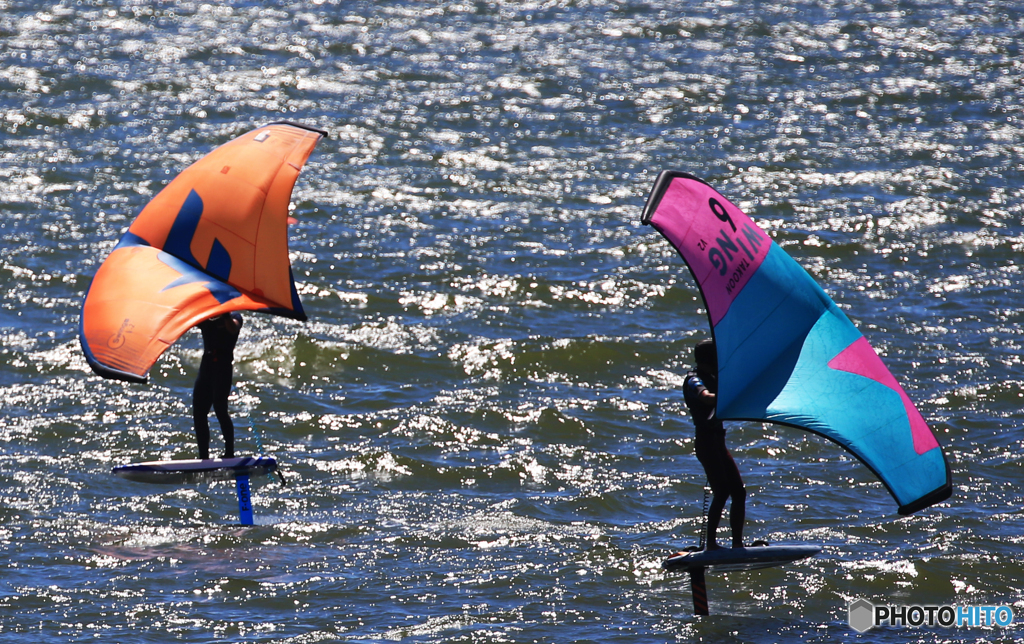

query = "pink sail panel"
[828, 337, 939, 455]
[646, 176, 772, 325]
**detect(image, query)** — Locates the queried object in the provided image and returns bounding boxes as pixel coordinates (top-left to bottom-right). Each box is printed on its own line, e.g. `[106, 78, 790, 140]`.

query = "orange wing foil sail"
[80, 122, 327, 383]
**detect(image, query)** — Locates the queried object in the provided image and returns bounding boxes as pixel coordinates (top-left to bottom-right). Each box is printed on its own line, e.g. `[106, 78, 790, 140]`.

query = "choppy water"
[2, 0, 1023, 641]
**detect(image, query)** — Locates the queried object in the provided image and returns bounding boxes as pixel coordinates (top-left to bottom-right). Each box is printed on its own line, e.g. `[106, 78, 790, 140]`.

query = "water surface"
[1, 1, 1023, 641]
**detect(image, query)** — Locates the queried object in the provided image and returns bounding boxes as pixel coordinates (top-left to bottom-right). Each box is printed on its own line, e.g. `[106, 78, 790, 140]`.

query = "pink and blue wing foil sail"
[641, 171, 951, 515]
[80, 122, 327, 383]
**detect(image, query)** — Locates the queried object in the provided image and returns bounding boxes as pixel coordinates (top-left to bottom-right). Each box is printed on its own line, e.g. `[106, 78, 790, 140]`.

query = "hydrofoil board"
[663, 544, 820, 573]
[112, 456, 277, 485]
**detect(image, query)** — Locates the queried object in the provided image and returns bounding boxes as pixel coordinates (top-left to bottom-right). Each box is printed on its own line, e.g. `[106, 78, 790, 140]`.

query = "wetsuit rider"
[683, 338, 746, 550]
[193, 312, 243, 460]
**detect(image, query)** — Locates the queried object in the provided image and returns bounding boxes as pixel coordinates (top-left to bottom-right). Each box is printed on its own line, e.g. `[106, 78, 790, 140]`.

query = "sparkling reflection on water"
[1, 1, 1022, 642]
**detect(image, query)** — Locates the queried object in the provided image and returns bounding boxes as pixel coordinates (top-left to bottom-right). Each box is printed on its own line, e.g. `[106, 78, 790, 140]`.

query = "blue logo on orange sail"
[107, 318, 134, 349]
[164, 189, 233, 281]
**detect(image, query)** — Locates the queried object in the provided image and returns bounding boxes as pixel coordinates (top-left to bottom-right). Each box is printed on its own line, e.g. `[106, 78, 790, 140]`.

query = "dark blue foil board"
[112, 456, 277, 485]
[663, 544, 821, 573]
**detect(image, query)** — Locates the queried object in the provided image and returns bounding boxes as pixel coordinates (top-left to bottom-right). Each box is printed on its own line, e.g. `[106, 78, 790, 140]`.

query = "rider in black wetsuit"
[193, 312, 242, 460]
[683, 338, 746, 550]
